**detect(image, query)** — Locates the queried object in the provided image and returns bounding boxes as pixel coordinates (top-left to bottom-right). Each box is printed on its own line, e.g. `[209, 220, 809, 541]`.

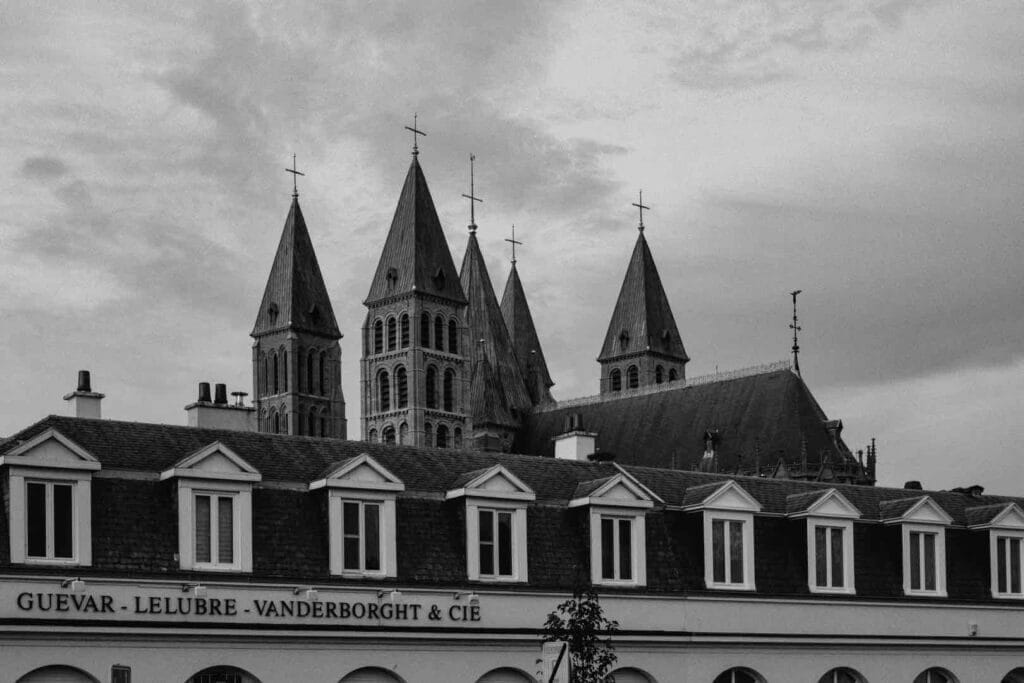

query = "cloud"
[21, 156, 68, 180]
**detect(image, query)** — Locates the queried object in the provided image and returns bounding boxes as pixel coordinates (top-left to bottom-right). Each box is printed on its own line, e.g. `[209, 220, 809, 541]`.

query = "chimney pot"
[904, 480, 923, 490]
[198, 382, 212, 403]
[214, 383, 228, 405]
[77, 370, 92, 392]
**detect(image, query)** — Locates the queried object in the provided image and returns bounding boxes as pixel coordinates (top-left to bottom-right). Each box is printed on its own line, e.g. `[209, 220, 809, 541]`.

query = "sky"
[1, 1, 1022, 494]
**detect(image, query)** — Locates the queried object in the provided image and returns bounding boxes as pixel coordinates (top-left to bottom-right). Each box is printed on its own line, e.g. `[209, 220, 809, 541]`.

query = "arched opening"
[434, 315, 445, 351]
[475, 667, 535, 682]
[425, 366, 438, 409]
[610, 368, 622, 392]
[282, 349, 288, 391]
[399, 422, 409, 444]
[272, 352, 279, 394]
[320, 412, 328, 438]
[280, 408, 288, 435]
[368, 428, 378, 443]
[307, 408, 317, 437]
[387, 317, 397, 351]
[668, 367, 678, 382]
[1003, 668, 1024, 683]
[186, 665, 263, 683]
[914, 669, 958, 683]
[713, 668, 764, 683]
[627, 364, 639, 389]
[396, 366, 408, 409]
[436, 424, 449, 449]
[382, 425, 396, 445]
[448, 319, 458, 354]
[271, 409, 279, 434]
[306, 349, 315, 393]
[17, 665, 100, 682]
[605, 667, 656, 683]
[454, 427, 463, 449]
[443, 369, 455, 411]
[338, 667, 405, 683]
[420, 312, 430, 347]
[261, 355, 268, 396]
[655, 365, 664, 384]
[424, 422, 433, 447]
[818, 668, 866, 683]
[320, 351, 328, 395]
[378, 370, 391, 413]
[373, 319, 384, 354]
[400, 313, 410, 348]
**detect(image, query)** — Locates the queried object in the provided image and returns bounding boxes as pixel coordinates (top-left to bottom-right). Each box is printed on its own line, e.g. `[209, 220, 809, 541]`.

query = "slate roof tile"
[500, 263, 555, 405]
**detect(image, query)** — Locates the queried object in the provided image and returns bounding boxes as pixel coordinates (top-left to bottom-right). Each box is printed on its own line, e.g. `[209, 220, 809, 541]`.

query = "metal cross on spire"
[404, 113, 426, 156]
[632, 190, 650, 232]
[790, 289, 802, 376]
[504, 224, 523, 264]
[461, 154, 483, 233]
[285, 154, 304, 198]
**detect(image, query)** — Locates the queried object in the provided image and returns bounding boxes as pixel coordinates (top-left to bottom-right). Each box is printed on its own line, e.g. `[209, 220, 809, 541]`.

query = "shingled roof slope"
[516, 367, 854, 472]
[500, 263, 554, 405]
[469, 354, 517, 428]
[251, 197, 341, 338]
[460, 232, 532, 414]
[598, 232, 688, 363]
[365, 157, 466, 306]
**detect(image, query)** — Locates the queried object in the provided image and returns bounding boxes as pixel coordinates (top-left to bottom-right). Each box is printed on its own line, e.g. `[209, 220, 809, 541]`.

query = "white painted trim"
[989, 528, 1024, 599]
[444, 464, 536, 501]
[611, 464, 665, 504]
[328, 493, 397, 578]
[969, 503, 1024, 530]
[0, 428, 100, 469]
[902, 523, 947, 597]
[568, 473, 657, 509]
[589, 507, 646, 588]
[568, 496, 654, 509]
[882, 496, 954, 526]
[466, 501, 529, 583]
[447, 488, 535, 502]
[176, 480, 253, 573]
[703, 510, 756, 591]
[788, 489, 862, 520]
[806, 518, 856, 595]
[312, 453, 405, 492]
[683, 480, 762, 513]
[8, 469, 92, 566]
[160, 442, 261, 482]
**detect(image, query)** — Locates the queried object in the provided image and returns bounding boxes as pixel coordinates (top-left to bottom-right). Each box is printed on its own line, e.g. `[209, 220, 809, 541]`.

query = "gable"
[569, 472, 655, 509]
[968, 502, 1024, 530]
[683, 480, 762, 513]
[882, 496, 953, 526]
[445, 465, 535, 501]
[160, 442, 261, 482]
[0, 428, 100, 471]
[310, 454, 404, 492]
[789, 489, 861, 519]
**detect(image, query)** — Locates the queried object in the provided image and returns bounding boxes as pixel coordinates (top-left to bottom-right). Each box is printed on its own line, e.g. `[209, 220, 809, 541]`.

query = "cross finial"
[461, 153, 483, 233]
[789, 289, 802, 376]
[405, 113, 426, 156]
[632, 190, 650, 232]
[285, 154, 305, 198]
[504, 224, 523, 264]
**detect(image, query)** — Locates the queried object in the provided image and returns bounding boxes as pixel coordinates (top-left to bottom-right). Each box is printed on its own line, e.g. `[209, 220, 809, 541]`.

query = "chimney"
[553, 413, 598, 461]
[904, 480, 923, 490]
[185, 382, 257, 432]
[63, 370, 105, 419]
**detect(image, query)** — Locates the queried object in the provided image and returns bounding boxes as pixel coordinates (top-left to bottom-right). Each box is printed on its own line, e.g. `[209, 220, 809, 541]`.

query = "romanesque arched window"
[655, 365, 664, 384]
[399, 422, 409, 444]
[424, 422, 433, 447]
[306, 349, 314, 394]
[610, 368, 622, 392]
[448, 319, 458, 354]
[914, 669, 958, 683]
[319, 351, 328, 395]
[669, 367, 678, 382]
[382, 425, 396, 445]
[434, 315, 445, 351]
[368, 428, 378, 443]
[307, 408, 316, 437]
[436, 424, 449, 448]
[261, 354, 269, 397]
[378, 370, 391, 413]
[714, 668, 764, 683]
[387, 316, 397, 351]
[280, 408, 288, 434]
[373, 319, 384, 354]
[270, 409, 279, 434]
[818, 668, 866, 683]
[425, 366, 438, 409]
[443, 369, 455, 411]
[272, 352, 279, 394]
[420, 312, 430, 347]
[319, 412, 327, 438]
[627, 364, 639, 389]
[454, 427, 462, 449]
[400, 313, 410, 348]
[396, 366, 408, 408]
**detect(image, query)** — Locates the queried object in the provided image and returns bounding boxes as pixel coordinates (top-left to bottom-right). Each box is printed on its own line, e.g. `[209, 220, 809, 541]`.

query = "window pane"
[497, 512, 513, 576]
[831, 527, 844, 588]
[479, 510, 494, 576]
[26, 482, 47, 558]
[909, 532, 921, 590]
[815, 526, 827, 587]
[364, 504, 380, 571]
[343, 502, 359, 535]
[618, 519, 632, 581]
[217, 497, 234, 564]
[729, 520, 744, 584]
[195, 495, 211, 563]
[601, 518, 615, 579]
[923, 533, 936, 591]
[343, 502, 361, 570]
[712, 519, 726, 583]
[53, 484, 73, 559]
[998, 537, 1008, 593]
[1011, 538, 1021, 594]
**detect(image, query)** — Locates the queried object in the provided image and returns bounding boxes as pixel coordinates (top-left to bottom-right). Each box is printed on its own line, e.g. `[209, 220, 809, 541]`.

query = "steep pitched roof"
[251, 197, 341, 338]
[460, 232, 532, 415]
[500, 263, 554, 405]
[516, 365, 857, 473]
[469, 354, 517, 428]
[598, 232, 687, 362]
[365, 157, 466, 306]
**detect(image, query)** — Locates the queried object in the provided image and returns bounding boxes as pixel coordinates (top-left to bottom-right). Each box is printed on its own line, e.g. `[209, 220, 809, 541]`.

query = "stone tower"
[361, 154, 469, 447]
[251, 194, 346, 437]
[598, 225, 688, 393]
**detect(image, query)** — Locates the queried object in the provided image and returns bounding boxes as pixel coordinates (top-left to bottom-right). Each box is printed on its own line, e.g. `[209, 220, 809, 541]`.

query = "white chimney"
[553, 412, 597, 461]
[185, 382, 257, 432]
[63, 370, 104, 419]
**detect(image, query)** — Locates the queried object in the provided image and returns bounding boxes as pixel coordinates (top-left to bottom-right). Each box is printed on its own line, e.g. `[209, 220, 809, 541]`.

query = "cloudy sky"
[2, 1, 1022, 493]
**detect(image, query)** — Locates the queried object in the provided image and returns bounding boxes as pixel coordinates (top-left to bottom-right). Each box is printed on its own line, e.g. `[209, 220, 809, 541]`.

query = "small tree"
[541, 584, 619, 683]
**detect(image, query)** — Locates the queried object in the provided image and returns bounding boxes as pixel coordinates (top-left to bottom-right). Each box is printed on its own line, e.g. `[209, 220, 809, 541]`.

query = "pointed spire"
[470, 347, 517, 428]
[365, 157, 466, 305]
[252, 196, 341, 339]
[460, 232, 532, 415]
[598, 231, 688, 363]
[500, 260, 554, 405]
[461, 154, 482, 233]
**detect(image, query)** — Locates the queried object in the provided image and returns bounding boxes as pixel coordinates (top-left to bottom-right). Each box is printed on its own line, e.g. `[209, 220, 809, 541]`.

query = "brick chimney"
[63, 370, 104, 419]
[553, 413, 598, 461]
[185, 382, 257, 431]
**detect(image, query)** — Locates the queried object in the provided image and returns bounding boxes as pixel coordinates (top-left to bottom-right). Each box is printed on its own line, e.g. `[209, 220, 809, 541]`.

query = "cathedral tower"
[598, 212, 688, 393]
[361, 149, 469, 447]
[500, 253, 555, 406]
[251, 191, 346, 437]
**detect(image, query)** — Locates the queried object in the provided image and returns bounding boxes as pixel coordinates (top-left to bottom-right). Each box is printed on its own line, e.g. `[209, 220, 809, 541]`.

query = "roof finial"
[632, 190, 650, 232]
[285, 154, 304, 198]
[461, 153, 483, 233]
[790, 289, 802, 376]
[504, 223, 523, 264]
[405, 113, 426, 156]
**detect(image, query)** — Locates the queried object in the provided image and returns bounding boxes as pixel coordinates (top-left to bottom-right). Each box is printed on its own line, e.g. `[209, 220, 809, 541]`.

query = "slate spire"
[500, 262, 554, 405]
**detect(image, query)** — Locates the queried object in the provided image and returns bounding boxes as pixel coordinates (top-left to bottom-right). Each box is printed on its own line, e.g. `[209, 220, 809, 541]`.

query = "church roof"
[500, 263, 554, 405]
[515, 365, 857, 473]
[469, 354, 517, 428]
[598, 232, 688, 363]
[251, 196, 341, 339]
[365, 157, 466, 306]
[459, 232, 532, 415]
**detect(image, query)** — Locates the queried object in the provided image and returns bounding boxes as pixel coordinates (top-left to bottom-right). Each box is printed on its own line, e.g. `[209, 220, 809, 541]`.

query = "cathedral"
[249, 139, 874, 486]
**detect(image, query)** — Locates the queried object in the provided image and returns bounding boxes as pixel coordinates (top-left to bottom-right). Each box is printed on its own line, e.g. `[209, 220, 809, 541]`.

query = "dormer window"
[967, 502, 1024, 599]
[881, 495, 953, 597]
[683, 479, 762, 591]
[787, 488, 861, 595]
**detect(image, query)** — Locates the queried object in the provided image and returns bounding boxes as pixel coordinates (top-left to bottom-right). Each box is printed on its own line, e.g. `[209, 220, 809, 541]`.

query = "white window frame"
[990, 529, 1024, 599]
[329, 492, 396, 578]
[902, 523, 947, 597]
[466, 500, 528, 582]
[806, 519, 856, 595]
[190, 489, 241, 570]
[176, 480, 252, 572]
[590, 508, 645, 587]
[22, 478, 80, 564]
[703, 510, 756, 591]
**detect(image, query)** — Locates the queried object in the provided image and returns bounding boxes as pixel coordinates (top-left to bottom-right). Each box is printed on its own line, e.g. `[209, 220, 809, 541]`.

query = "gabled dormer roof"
[786, 488, 861, 519]
[681, 479, 762, 512]
[252, 196, 341, 339]
[0, 427, 100, 471]
[500, 263, 554, 405]
[460, 232, 531, 414]
[365, 157, 466, 306]
[445, 464, 535, 501]
[309, 453, 405, 492]
[880, 496, 953, 525]
[568, 470, 659, 509]
[598, 231, 688, 363]
[966, 502, 1024, 529]
[159, 441, 262, 482]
